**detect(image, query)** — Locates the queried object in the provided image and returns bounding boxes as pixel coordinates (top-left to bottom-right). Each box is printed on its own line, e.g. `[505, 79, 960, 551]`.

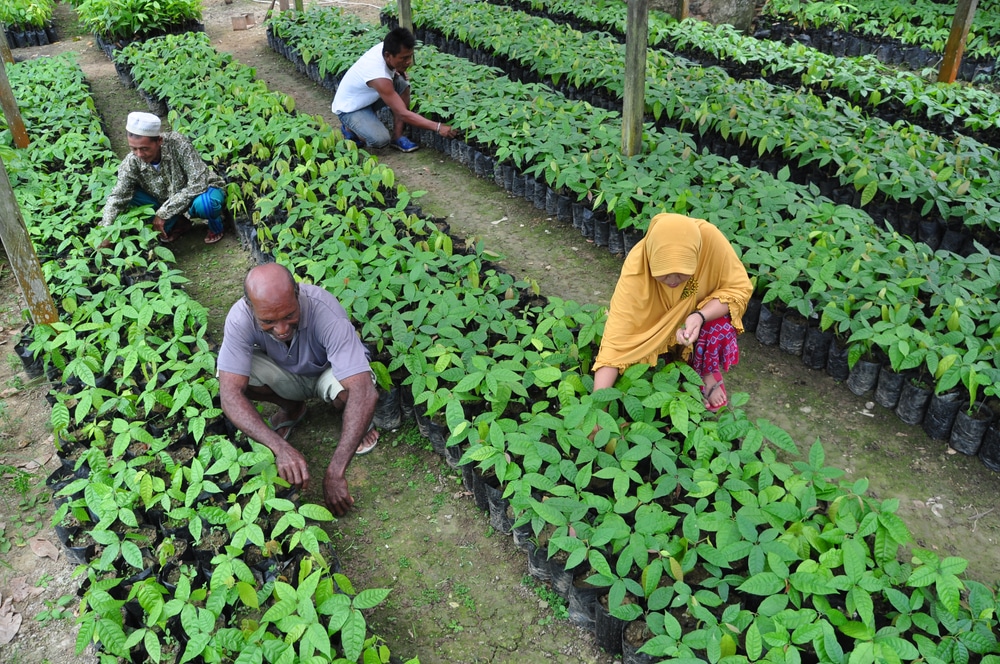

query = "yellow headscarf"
[593, 214, 753, 371]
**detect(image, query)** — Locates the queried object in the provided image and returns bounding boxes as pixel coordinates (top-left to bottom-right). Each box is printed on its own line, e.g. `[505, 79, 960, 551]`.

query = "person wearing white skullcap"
[99, 111, 229, 246]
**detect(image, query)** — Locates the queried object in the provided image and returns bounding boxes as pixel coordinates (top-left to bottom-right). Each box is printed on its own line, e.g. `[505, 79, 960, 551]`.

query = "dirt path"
[1, 1, 998, 662]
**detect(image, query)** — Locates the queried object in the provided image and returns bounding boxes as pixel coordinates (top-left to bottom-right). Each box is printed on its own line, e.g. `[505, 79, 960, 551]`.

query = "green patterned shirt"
[100, 132, 224, 227]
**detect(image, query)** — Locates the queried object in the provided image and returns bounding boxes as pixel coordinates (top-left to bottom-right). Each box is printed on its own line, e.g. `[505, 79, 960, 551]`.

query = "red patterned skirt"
[691, 315, 740, 377]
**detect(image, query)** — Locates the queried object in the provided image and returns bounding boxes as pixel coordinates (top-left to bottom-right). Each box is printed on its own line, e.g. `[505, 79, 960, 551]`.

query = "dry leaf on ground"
[5, 577, 44, 603]
[16, 452, 54, 471]
[0, 596, 22, 645]
[28, 536, 60, 561]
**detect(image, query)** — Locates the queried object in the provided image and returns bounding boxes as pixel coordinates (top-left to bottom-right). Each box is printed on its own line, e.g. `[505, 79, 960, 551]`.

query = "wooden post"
[676, 0, 689, 21]
[399, 0, 413, 35]
[0, 29, 13, 65]
[622, 0, 648, 157]
[294, 0, 303, 11]
[0, 53, 29, 149]
[938, 0, 978, 83]
[0, 156, 58, 325]
[278, 0, 289, 12]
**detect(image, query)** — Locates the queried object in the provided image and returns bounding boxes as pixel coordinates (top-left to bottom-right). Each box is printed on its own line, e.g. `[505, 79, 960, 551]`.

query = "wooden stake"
[938, 0, 979, 83]
[676, 0, 689, 21]
[0, 52, 29, 149]
[622, 0, 648, 158]
[400, 0, 413, 35]
[0, 155, 58, 325]
[0, 29, 13, 65]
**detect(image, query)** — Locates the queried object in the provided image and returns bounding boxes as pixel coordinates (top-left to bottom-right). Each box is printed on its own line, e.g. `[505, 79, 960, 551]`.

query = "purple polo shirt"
[217, 283, 370, 380]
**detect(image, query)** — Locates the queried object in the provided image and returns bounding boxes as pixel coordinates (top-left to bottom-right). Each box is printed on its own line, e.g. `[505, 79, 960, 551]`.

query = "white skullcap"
[126, 112, 161, 137]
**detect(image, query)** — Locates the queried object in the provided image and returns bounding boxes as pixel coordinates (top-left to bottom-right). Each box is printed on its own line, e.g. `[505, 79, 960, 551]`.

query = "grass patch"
[521, 575, 568, 624]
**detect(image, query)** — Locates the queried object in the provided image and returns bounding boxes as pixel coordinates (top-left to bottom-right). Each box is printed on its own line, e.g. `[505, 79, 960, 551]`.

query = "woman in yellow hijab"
[593, 213, 753, 411]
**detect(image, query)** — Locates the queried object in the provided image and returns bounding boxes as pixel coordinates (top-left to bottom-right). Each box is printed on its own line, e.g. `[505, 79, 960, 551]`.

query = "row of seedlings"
[82, 0, 205, 91]
[1, 0, 56, 47]
[395, 0, 1000, 255]
[758, 0, 1000, 81]
[4, 51, 413, 664]
[492, 0, 1000, 149]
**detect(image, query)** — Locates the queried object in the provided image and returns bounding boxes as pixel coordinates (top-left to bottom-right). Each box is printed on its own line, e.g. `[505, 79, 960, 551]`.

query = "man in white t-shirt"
[331, 27, 458, 152]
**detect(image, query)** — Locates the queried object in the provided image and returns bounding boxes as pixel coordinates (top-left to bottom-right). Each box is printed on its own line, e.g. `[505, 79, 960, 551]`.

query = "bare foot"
[701, 372, 728, 411]
[268, 402, 308, 439]
[355, 426, 380, 456]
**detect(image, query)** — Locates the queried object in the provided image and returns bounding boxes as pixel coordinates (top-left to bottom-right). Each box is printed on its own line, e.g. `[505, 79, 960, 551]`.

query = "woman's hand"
[677, 311, 704, 346]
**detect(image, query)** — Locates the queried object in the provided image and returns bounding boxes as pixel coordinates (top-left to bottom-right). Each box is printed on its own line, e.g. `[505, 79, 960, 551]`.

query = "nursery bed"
[3, 2, 1000, 663]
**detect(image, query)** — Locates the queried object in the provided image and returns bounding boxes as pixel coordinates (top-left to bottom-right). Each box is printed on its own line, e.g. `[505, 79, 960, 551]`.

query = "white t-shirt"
[331, 42, 394, 114]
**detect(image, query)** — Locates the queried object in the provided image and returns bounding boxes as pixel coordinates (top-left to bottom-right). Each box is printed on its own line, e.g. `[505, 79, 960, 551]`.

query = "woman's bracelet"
[691, 310, 707, 328]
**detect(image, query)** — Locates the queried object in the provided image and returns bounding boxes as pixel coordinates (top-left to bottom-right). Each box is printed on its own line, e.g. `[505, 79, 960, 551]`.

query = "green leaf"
[299, 503, 334, 521]
[529, 498, 568, 526]
[145, 630, 162, 663]
[745, 622, 763, 660]
[237, 581, 259, 609]
[264, 497, 296, 513]
[789, 570, 837, 595]
[353, 588, 391, 610]
[51, 402, 71, 432]
[610, 601, 643, 622]
[939, 557, 968, 576]
[860, 180, 878, 206]
[668, 399, 689, 435]
[261, 598, 296, 624]
[532, 366, 562, 385]
[839, 620, 874, 640]
[340, 609, 367, 662]
[756, 420, 798, 454]
[180, 633, 211, 664]
[97, 618, 128, 657]
[737, 572, 784, 595]
[843, 538, 866, 583]
[907, 565, 936, 588]
[76, 616, 96, 655]
[121, 541, 144, 570]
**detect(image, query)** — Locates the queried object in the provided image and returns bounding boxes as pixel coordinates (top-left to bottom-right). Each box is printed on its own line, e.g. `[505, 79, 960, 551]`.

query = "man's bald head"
[244, 263, 298, 310]
[243, 264, 301, 342]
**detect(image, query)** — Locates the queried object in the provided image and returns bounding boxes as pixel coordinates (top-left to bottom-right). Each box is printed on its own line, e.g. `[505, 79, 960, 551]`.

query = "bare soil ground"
[2, 1, 998, 662]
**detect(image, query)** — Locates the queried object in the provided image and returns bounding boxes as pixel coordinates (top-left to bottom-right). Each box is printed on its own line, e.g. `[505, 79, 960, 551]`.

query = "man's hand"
[324, 466, 354, 516]
[98, 238, 112, 250]
[273, 441, 310, 490]
[151, 215, 168, 239]
[438, 123, 459, 139]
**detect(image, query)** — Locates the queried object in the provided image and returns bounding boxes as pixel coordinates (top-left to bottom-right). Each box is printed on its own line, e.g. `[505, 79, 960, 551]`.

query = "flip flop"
[701, 371, 729, 413]
[354, 422, 379, 456]
[204, 231, 224, 244]
[269, 406, 307, 440]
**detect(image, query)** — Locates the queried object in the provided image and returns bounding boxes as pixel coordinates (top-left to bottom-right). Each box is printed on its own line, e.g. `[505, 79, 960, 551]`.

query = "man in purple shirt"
[217, 263, 378, 516]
